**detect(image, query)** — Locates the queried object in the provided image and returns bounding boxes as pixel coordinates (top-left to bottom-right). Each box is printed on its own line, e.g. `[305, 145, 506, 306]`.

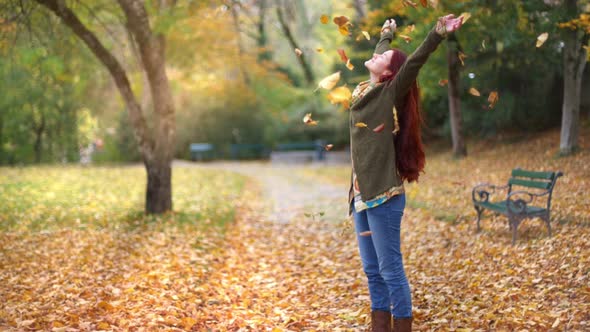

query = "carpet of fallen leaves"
[1, 127, 588, 331]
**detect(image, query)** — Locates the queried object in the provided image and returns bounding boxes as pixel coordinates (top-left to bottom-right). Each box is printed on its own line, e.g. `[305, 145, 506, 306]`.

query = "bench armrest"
[472, 183, 509, 204]
[506, 190, 551, 215]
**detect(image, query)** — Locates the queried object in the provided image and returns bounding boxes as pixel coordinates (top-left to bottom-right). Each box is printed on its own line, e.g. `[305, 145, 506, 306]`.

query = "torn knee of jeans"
[359, 230, 372, 237]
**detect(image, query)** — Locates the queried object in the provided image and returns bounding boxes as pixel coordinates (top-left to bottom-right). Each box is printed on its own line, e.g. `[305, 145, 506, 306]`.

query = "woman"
[349, 15, 463, 332]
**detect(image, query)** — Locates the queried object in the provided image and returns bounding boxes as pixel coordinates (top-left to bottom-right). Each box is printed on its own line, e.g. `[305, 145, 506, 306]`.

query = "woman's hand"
[435, 14, 463, 36]
[381, 18, 397, 34]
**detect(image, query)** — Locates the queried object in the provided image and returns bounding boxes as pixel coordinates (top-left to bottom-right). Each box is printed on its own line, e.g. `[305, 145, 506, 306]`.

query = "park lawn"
[0, 165, 247, 330]
[300, 127, 590, 330]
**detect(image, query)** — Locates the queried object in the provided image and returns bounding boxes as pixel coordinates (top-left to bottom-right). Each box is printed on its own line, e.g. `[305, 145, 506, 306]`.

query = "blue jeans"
[352, 194, 412, 318]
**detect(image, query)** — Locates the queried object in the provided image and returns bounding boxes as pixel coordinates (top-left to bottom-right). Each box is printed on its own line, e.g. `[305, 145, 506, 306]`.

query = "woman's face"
[365, 50, 393, 77]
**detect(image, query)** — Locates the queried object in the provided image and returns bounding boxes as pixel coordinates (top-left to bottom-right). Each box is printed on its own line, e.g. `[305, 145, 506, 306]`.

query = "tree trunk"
[36, 0, 174, 213]
[447, 34, 467, 157]
[559, 0, 588, 155]
[33, 113, 45, 163]
[276, 3, 315, 86]
[353, 0, 367, 20]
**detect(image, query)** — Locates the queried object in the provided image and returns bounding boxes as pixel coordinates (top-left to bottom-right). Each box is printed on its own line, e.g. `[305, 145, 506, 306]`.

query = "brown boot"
[371, 310, 391, 332]
[392, 317, 413, 332]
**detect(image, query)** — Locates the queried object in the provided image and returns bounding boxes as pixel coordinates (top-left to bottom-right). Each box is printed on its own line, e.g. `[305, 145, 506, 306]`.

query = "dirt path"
[177, 161, 372, 331]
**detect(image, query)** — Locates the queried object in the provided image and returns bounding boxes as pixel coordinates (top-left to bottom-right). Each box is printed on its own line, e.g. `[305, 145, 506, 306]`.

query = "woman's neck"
[369, 72, 380, 84]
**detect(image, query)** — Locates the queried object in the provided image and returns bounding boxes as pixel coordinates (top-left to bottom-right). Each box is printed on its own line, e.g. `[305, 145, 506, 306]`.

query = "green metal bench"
[472, 168, 563, 244]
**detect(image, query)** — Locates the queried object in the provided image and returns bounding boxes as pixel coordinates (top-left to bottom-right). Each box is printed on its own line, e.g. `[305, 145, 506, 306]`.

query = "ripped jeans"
[352, 193, 412, 318]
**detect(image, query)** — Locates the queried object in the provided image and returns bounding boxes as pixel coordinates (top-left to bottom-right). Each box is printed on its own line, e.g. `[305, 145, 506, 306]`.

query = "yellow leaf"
[320, 15, 329, 24]
[404, 24, 416, 33]
[327, 86, 352, 107]
[316, 71, 341, 91]
[355, 122, 368, 128]
[303, 113, 319, 126]
[294, 48, 303, 56]
[552, 318, 560, 328]
[346, 59, 354, 70]
[469, 87, 481, 96]
[97, 301, 114, 312]
[339, 25, 350, 36]
[316, 47, 324, 53]
[97, 322, 110, 329]
[182, 317, 197, 329]
[362, 31, 371, 40]
[459, 12, 472, 24]
[438, 79, 449, 86]
[458, 52, 466, 66]
[536, 32, 549, 48]
[399, 34, 412, 43]
[488, 91, 499, 109]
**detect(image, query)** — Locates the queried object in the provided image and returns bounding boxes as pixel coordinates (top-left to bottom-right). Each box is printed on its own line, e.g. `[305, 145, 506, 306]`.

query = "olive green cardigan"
[348, 27, 444, 207]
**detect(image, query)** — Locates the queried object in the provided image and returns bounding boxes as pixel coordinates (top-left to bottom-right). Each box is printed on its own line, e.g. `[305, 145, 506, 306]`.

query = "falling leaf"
[404, 24, 416, 33]
[355, 122, 368, 128]
[373, 123, 386, 133]
[294, 48, 303, 56]
[338, 25, 350, 36]
[458, 52, 466, 66]
[459, 12, 472, 24]
[488, 91, 499, 109]
[302, 113, 318, 126]
[320, 14, 329, 24]
[324, 144, 334, 151]
[420, 0, 428, 8]
[536, 32, 549, 47]
[316, 47, 324, 53]
[469, 87, 481, 96]
[399, 34, 412, 43]
[316, 71, 341, 91]
[362, 31, 371, 40]
[359, 231, 372, 236]
[337, 49, 349, 62]
[438, 79, 449, 86]
[333, 16, 350, 27]
[327, 86, 352, 107]
[346, 59, 354, 70]
[482, 40, 486, 50]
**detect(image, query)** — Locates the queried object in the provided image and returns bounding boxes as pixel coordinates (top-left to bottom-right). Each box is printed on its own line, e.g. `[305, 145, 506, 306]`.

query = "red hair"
[379, 49, 425, 183]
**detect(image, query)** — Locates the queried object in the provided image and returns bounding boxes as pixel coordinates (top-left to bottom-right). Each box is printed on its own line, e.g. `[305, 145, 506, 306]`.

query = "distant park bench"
[190, 143, 215, 161]
[271, 140, 327, 163]
[230, 143, 270, 160]
[472, 168, 563, 244]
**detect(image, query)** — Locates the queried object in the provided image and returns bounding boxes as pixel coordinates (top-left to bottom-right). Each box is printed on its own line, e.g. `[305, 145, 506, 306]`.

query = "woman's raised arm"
[374, 19, 396, 55]
[391, 14, 463, 101]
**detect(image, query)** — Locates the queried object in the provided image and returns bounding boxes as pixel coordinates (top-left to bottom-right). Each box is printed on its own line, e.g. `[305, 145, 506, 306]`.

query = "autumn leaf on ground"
[488, 91, 499, 109]
[316, 71, 341, 91]
[459, 12, 472, 24]
[373, 123, 385, 133]
[294, 48, 303, 56]
[337, 49, 349, 62]
[469, 87, 481, 97]
[399, 34, 412, 43]
[536, 32, 549, 47]
[355, 122, 368, 128]
[458, 52, 466, 66]
[324, 144, 334, 151]
[438, 79, 449, 86]
[320, 15, 329, 24]
[303, 113, 318, 126]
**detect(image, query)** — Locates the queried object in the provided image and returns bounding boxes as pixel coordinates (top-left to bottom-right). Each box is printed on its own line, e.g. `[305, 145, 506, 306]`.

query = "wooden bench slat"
[508, 178, 551, 190]
[475, 200, 547, 214]
[511, 169, 555, 180]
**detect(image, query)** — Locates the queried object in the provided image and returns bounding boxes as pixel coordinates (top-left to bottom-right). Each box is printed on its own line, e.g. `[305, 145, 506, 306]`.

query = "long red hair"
[379, 49, 425, 183]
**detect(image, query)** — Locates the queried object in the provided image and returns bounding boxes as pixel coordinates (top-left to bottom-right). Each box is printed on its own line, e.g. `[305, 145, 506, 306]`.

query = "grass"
[0, 165, 246, 232]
